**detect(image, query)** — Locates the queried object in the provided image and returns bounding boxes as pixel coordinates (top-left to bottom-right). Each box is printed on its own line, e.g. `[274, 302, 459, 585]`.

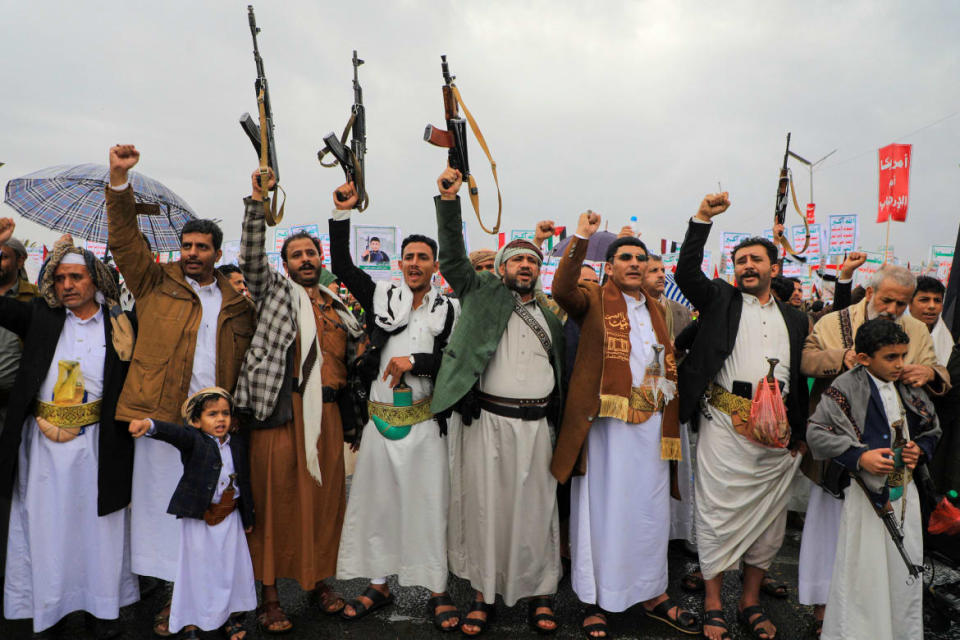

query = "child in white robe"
[807, 318, 940, 640]
[130, 387, 256, 640]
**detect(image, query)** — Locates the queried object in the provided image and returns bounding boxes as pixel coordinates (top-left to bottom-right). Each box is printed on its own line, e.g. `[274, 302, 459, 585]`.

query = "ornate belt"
[707, 383, 751, 424]
[35, 399, 102, 428]
[368, 397, 433, 440]
[630, 385, 665, 414]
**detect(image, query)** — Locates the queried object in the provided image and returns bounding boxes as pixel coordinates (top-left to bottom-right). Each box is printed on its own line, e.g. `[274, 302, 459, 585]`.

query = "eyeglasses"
[613, 253, 649, 263]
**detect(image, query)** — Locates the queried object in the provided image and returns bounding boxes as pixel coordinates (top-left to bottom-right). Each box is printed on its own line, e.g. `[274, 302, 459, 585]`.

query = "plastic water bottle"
[629, 216, 638, 235]
[948, 489, 959, 506]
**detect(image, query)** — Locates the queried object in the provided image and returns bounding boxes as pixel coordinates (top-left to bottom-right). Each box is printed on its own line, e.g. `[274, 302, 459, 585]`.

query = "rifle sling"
[775, 171, 810, 256]
[451, 85, 502, 235]
[317, 113, 368, 212]
[257, 87, 285, 226]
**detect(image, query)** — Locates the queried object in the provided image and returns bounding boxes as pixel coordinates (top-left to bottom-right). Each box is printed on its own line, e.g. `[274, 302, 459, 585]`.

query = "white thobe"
[931, 317, 955, 366]
[695, 293, 800, 579]
[337, 291, 452, 592]
[571, 293, 671, 611]
[131, 277, 221, 581]
[448, 295, 561, 606]
[822, 372, 922, 640]
[168, 434, 256, 632]
[4, 309, 139, 632]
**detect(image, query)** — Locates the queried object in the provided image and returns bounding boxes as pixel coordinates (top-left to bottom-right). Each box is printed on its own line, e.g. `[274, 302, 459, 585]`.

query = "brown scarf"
[597, 279, 682, 462]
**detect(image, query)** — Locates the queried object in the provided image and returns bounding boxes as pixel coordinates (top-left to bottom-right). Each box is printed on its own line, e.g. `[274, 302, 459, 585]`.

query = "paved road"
[3, 523, 959, 639]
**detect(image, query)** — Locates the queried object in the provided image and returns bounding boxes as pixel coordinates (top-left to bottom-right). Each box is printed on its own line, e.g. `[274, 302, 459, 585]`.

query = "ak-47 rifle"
[424, 55, 502, 235]
[239, 4, 284, 226]
[772, 132, 809, 255]
[318, 50, 369, 211]
[851, 473, 923, 583]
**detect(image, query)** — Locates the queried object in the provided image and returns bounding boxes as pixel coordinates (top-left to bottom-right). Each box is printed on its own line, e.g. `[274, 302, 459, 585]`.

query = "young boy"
[129, 387, 256, 640]
[806, 318, 941, 640]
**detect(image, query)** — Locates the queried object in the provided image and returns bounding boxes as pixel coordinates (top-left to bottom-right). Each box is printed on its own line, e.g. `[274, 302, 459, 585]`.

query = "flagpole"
[883, 216, 891, 266]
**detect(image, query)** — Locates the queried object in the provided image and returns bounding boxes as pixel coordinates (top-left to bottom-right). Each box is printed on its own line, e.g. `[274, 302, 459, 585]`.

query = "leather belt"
[477, 392, 550, 421]
[290, 381, 342, 404]
[35, 399, 102, 428]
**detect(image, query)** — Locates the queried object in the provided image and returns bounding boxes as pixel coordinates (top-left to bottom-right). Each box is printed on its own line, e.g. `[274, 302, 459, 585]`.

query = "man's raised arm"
[434, 168, 479, 299]
[328, 181, 375, 312]
[240, 169, 282, 304]
[105, 145, 164, 298]
[553, 211, 601, 320]
[675, 193, 730, 311]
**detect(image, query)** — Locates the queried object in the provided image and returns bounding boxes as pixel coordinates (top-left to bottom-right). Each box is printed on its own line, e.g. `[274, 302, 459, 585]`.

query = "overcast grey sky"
[2, 1, 959, 263]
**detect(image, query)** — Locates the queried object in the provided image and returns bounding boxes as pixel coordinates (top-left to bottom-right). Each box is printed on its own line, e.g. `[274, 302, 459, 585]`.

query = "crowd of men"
[0, 143, 957, 640]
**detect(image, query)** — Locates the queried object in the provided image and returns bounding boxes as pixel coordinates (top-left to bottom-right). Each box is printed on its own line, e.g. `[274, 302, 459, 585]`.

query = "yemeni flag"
[941, 222, 960, 339]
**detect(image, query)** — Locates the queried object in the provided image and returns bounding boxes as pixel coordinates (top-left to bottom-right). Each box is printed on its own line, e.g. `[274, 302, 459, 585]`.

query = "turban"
[1, 237, 29, 280]
[39, 242, 120, 309]
[494, 239, 543, 273]
[469, 249, 496, 269]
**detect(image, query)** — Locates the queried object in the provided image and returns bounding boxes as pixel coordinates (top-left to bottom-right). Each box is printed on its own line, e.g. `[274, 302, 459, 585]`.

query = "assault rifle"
[424, 55, 502, 234]
[318, 50, 369, 211]
[851, 473, 923, 583]
[772, 132, 809, 255]
[239, 4, 284, 225]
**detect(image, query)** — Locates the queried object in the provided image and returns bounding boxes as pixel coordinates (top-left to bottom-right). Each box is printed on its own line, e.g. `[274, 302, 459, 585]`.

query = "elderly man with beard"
[233, 169, 363, 633]
[327, 182, 462, 630]
[798, 265, 948, 636]
[0, 221, 138, 639]
[107, 146, 256, 636]
[432, 167, 565, 636]
[552, 212, 699, 638]
[675, 194, 811, 640]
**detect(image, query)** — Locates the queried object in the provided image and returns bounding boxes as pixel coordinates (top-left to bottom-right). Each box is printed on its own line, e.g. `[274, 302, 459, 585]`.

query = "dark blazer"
[675, 219, 811, 444]
[0, 298, 133, 516]
[149, 420, 254, 528]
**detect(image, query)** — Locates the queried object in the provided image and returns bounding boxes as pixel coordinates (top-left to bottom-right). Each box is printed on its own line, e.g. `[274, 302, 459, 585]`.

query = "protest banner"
[791, 223, 823, 266]
[877, 143, 911, 223]
[721, 232, 751, 275]
[827, 214, 858, 254]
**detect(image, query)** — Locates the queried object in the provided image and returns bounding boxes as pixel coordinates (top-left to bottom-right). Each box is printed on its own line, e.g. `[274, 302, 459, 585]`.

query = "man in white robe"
[675, 194, 811, 640]
[327, 183, 462, 629]
[0, 228, 139, 638]
[551, 212, 699, 638]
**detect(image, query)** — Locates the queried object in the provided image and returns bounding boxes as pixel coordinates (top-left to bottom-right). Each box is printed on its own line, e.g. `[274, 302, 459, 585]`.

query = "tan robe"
[247, 300, 348, 589]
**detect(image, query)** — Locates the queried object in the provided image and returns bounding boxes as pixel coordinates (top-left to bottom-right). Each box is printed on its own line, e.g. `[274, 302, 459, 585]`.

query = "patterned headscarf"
[469, 249, 496, 269]
[493, 239, 543, 274]
[181, 386, 234, 421]
[39, 241, 120, 309]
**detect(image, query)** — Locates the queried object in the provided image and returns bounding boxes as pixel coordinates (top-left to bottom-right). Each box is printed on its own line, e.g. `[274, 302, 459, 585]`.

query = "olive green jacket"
[430, 197, 565, 415]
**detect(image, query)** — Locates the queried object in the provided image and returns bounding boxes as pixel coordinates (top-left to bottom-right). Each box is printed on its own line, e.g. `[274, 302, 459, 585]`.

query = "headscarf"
[39, 241, 120, 308]
[1, 237, 29, 281]
[493, 239, 543, 274]
[181, 386, 234, 422]
[469, 249, 496, 269]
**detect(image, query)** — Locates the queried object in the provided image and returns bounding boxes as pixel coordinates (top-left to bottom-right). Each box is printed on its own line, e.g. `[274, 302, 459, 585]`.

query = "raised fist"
[109, 145, 140, 186]
[438, 167, 463, 200]
[534, 220, 556, 247]
[695, 192, 731, 221]
[0, 217, 15, 246]
[333, 182, 358, 210]
[251, 167, 277, 201]
[576, 210, 601, 239]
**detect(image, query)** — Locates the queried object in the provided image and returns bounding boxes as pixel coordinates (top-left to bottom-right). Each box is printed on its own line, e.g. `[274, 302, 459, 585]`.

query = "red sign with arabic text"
[877, 143, 911, 222]
[806, 203, 815, 224]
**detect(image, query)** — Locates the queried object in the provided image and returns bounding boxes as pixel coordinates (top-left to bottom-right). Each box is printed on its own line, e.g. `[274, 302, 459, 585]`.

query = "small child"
[130, 387, 256, 640]
[807, 317, 940, 640]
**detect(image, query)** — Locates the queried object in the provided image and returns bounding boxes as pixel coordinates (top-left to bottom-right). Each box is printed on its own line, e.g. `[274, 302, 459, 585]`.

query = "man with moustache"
[552, 212, 699, 638]
[675, 193, 811, 640]
[0, 222, 138, 639]
[432, 167, 565, 636]
[106, 145, 256, 636]
[328, 182, 461, 630]
[233, 169, 363, 633]
[643, 255, 693, 341]
[798, 265, 948, 636]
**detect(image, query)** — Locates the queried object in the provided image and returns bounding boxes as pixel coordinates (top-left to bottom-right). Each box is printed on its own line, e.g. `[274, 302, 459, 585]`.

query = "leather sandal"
[181, 628, 201, 640]
[222, 614, 247, 640]
[341, 585, 394, 621]
[581, 605, 610, 639]
[741, 573, 789, 599]
[460, 599, 496, 637]
[738, 605, 776, 640]
[702, 609, 732, 640]
[527, 596, 559, 635]
[681, 570, 705, 593]
[256, 601, 293, 635]
[644, 598, 701, 635]
[427, 593, 460, 632]
[152, 600, 173, 637]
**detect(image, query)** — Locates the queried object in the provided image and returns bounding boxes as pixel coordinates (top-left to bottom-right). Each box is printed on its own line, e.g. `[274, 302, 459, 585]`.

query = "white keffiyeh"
[372, 281, 456, 336]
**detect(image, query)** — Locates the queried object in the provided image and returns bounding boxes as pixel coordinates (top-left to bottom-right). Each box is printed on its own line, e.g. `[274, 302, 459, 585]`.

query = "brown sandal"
[256, 600, 293, 635]
[152, 600, 172, 637]
[314, 582, 346, 615]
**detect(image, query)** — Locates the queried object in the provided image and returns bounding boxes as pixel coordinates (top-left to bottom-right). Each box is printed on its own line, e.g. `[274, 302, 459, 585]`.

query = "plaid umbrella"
[4, 163, 196, 252]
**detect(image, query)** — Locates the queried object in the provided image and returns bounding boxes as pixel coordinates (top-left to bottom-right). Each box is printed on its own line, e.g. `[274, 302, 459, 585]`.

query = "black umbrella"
[548, 230, 618, 261]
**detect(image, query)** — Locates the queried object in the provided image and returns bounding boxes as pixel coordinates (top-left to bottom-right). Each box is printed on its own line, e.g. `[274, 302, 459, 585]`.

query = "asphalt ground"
[3, 521, 959, 640]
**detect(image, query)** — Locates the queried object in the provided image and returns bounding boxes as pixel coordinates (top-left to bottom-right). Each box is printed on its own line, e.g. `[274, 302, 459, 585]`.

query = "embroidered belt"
[630, 385, 665, 414]
[35, 399, 102, 428]
[368, 397, 433, 440]
[707, 384, 751, 424]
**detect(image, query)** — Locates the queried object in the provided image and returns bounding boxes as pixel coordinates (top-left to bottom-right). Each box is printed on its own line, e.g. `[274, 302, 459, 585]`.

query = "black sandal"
[703, 609, 732, 640]
[581, 605, 610, 639]
[223, 614, 247, 640]
[341, 585, 394, 621]
[427, 593, 460, 632]
[461, 599, 496, 637]
[527, 596, 559, 635]
[743, 573, 790, 599]
[644, 598, 701, 635]
[181, 628, 201, 640]
[738, 605, 776, 640]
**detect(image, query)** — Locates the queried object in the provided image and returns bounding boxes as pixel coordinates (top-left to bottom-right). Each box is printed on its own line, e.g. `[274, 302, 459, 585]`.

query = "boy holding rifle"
[807, 317, 940, 640]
